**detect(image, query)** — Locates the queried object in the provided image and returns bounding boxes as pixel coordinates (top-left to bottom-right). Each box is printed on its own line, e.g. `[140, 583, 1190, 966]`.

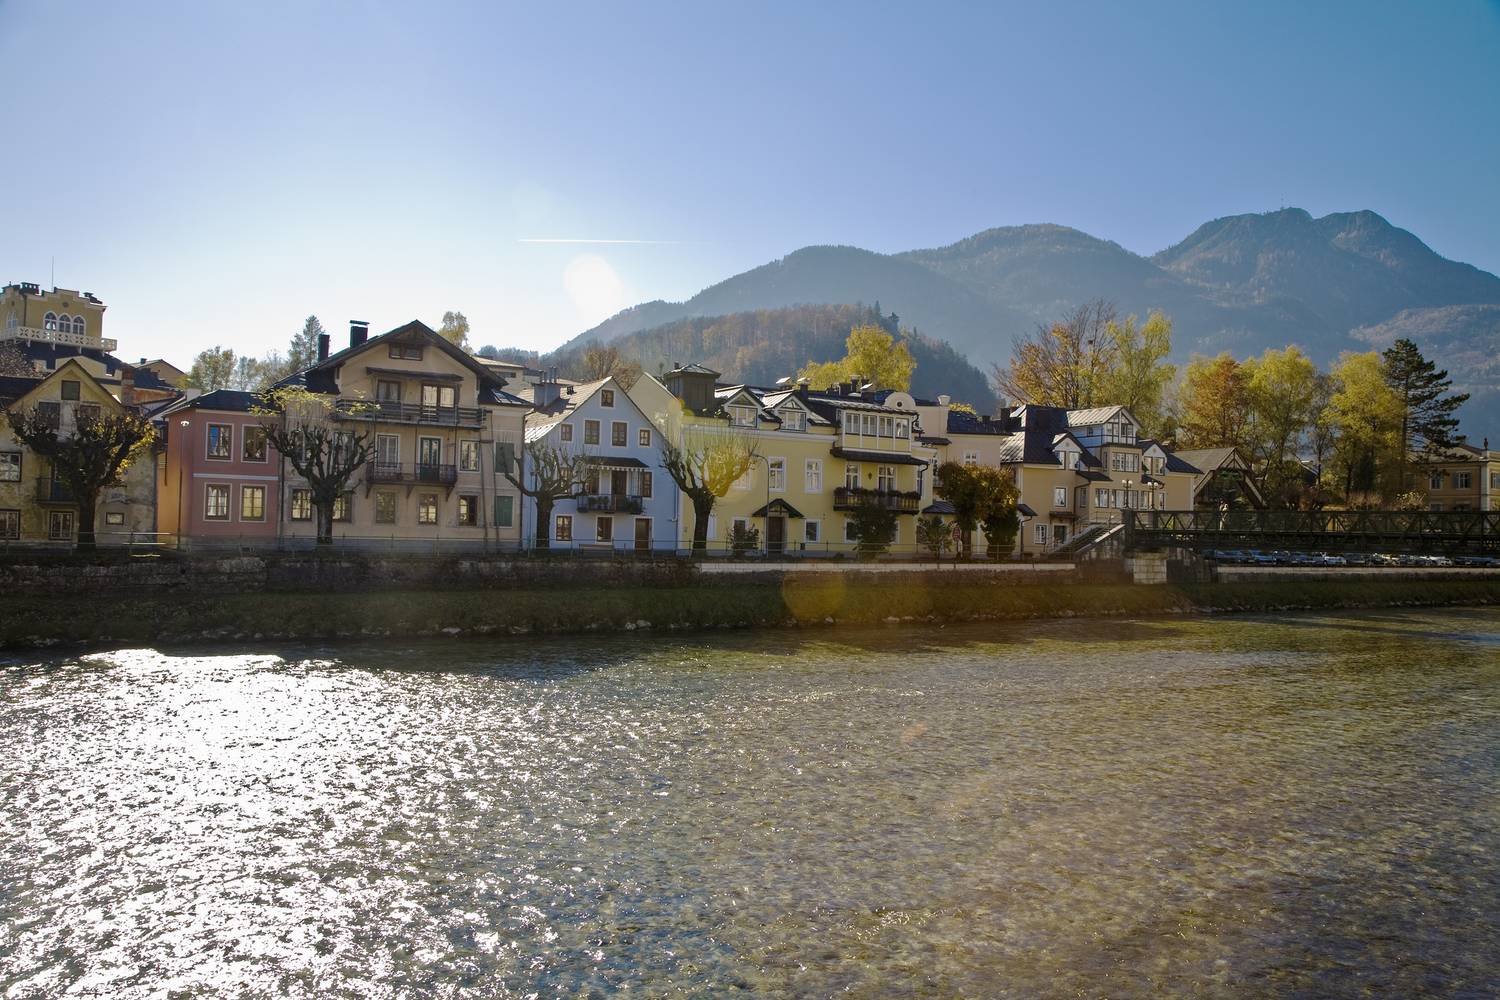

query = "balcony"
[334, 399, 485, 428]
[36, 477, 75, 503]
[366, 462, 457, 486]
[0, 325, 117, 353]
[832, 486, 921, 513]
[578, 494, 644, 514]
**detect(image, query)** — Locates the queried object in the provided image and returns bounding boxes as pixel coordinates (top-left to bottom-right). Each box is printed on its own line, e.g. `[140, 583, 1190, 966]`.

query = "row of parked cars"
[1203, 549, 1500, 568]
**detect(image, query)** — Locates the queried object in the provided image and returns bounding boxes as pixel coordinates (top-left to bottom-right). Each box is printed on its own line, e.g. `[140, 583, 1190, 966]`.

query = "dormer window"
[389, 343, 423, 361]
[779, 407, 805, 431]
[729, 404, 756, 427]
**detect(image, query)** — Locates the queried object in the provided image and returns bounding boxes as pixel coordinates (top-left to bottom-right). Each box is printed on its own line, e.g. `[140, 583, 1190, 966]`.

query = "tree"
[846, 497, 898, 558]
[477, 345, 501, 360]
[1096, 311, 1175, 437]
[660, 426, 759, 553]
[1243, 347, 1321, 507]
[3, 405, 153, 550]
[798, 324, 917, 391]
[579, 343, 644, 388]
[1324, 352, 1403, 502]
[183, 346, 238, 391]
[915, 514, 952, 564]
[256, 387, 373, 545]
[438, 311, 471, 351]
[934, 462, 1020, 559]
[229, 352, 289, 393]
[992, 299, 1117, 408]
[1381, 338, 1469, 462]
[288, 316, 325, 372]
[0, 343, 37, 377]
[980, 504, 1021, 560]
[502, 440, 592, 550]
[1175, 353, 1251, 450]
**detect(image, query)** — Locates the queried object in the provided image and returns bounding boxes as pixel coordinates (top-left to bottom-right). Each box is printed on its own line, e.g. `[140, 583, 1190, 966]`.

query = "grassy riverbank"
[6, 576, 1500, 650]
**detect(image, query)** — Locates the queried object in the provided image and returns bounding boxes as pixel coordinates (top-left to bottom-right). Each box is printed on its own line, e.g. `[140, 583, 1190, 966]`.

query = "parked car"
[1455, 555, 1500, 567]
[1249, 550, 1280, 565]
[1343, 552, 1374, 566]
[1315, 552, 1348, 566]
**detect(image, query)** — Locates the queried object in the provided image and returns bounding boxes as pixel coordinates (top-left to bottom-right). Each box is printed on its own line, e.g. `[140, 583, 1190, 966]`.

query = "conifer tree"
[1381, 338, 1468, 461]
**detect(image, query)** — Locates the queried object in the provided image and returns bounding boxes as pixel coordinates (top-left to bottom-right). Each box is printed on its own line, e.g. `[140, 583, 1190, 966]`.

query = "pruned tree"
[3, 405, 154, 550]
[992, 299, 1117, 408]
[502, 439, 592, 550]
[934, 462, 1020, 559]
[660, 425, 759, 553]
[256, 387, 373, 545]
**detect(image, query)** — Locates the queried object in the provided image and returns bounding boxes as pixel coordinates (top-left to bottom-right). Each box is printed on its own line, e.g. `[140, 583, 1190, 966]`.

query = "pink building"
[159, 390, 282, 546]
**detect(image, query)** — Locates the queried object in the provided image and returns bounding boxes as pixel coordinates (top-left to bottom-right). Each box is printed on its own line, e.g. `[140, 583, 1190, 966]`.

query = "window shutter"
[493, 494, 514, 527]
[496, 441, 516, 474]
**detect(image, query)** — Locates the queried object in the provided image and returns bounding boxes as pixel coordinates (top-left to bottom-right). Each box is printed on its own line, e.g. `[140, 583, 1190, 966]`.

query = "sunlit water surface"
[3, 610, 1500, 998]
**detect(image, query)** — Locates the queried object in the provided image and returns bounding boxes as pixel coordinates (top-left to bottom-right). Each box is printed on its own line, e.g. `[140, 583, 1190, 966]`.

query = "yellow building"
[1, 359, 156, 545]
[1414, 438, 1500, 511]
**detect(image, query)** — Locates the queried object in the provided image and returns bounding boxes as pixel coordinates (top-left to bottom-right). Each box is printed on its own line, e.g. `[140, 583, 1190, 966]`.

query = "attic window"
[60, 380, 81, 401]
[779, 407, 805, 431]
[729, 404, 756, 427]
[389, 344, 423, 361]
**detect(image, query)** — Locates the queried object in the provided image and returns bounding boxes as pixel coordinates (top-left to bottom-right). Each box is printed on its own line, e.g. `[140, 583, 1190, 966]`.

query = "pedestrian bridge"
[1123, 509, 1500, 555]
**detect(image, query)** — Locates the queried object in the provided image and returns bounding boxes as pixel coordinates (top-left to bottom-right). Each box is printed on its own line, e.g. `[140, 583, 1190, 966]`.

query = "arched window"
[43, 312, 57, 331]
[71, 316, 85, 336]
[57, 315, 71, 334]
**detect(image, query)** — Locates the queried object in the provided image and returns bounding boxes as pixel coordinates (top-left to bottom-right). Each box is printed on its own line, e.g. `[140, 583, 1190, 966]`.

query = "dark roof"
[749, 498, 805, 518]
[1017, 502, 1038, 517]
[666, 363, 721, 377]
[0, 374, 44, 404]
[579, 456, 650, 470]
[922, 500, 956, 515]
[830, 447, 928, 466]
[945, 409, 1009, 435]
[917, 435, 951, 446]
[181, 389, 264, 413]
[4, 340, 174, 390]
[1163, 452, 1202, 474]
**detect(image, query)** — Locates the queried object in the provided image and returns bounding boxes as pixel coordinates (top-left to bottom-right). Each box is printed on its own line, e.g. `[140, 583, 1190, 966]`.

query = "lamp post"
[1121, 478, 1134, 526]
[177, 419, 190, 550]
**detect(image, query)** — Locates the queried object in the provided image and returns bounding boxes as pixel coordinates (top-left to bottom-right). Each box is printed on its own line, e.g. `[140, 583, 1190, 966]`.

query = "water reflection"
[3, 610, 1499, 997]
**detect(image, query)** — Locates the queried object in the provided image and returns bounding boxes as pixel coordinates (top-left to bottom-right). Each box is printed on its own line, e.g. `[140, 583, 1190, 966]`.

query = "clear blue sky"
[3, 0, 1497, 365]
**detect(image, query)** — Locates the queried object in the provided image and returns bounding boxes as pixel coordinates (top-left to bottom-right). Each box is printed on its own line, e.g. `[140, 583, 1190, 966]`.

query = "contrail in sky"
[517, 238, 683, 245]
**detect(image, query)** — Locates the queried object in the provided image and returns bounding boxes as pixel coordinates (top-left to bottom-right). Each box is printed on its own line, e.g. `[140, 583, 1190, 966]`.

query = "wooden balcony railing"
[832, 487, 921, 513]
[335, 399, 484, 428]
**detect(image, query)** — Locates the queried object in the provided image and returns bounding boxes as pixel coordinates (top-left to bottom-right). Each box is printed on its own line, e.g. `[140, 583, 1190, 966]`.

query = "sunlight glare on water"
[3, 610, 1499, 997]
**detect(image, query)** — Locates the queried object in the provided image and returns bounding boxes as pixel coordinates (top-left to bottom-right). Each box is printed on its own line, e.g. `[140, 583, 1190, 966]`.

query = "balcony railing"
[578, 494, 644, 514]
[366, 462, 457, 486]
[36, 477, 75, 503]
[334, 399, 485, 428]
[0, 325, 117, 352]
[832, 486, 921, 513]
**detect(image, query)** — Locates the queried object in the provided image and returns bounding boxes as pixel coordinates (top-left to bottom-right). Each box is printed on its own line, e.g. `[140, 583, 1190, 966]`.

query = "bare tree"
[579, 343, 644, 388]
[660, 425, 759, 553]
[257, 388, 373, 545]
[991, 299, 1118, 408]
[4, 405, 154, 550]
[502, 439, 592, 550]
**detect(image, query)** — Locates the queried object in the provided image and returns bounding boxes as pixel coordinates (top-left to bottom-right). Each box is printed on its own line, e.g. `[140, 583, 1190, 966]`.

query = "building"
[271, 320, 531, 548]
[0, 359, 156, 545]
[1415, 438, 1500, 511]
[632, 366, 938, 554]
[157, 390, 282, 547]
[512, 375, 678, 550]
[1171, 447, 1267, 510]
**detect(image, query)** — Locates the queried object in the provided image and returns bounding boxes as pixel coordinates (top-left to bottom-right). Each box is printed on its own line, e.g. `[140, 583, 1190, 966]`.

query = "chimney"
[119, 366, 136, 405]
[317, 333, 330, 361]
[937, 394, 951, 407]
[533, 370, 562, 409]
[349, 320, 369, 349]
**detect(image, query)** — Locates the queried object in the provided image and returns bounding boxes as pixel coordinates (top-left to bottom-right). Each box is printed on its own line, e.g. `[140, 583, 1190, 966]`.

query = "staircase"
[1047, 522, 1124, 561]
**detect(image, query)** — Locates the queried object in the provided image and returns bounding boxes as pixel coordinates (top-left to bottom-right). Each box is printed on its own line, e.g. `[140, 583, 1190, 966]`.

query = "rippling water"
[3, 610, 1500, 998]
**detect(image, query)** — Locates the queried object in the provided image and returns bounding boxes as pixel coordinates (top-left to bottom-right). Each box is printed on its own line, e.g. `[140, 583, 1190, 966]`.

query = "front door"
[767, 516, 785, 554]
[418, 437, 443, 480]
[634, 517, 651, 552]
[611, 470, 628, 497]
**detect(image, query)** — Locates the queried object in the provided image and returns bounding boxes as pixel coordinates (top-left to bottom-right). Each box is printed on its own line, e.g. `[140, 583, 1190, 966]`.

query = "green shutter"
[496, 441, 516, 474]
[493, 494, 514, 528]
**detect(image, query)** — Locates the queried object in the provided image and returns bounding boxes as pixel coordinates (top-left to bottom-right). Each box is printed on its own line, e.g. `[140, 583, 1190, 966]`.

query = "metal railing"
[366, 461, 458, 486]
[832, 487, 921, 513]
[1125, 508, 1500, 553]
[333, 399, 485, 427]
[35, 477, 74, 502]
[577, 494, 645, 514]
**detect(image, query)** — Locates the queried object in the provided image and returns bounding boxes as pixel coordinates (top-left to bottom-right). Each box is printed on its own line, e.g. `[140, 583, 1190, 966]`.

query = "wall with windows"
[162, 408, 281, 542]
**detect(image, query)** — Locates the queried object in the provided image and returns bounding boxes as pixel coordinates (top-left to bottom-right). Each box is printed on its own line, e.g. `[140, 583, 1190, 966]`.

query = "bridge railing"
[1124, 508, 1500, 551]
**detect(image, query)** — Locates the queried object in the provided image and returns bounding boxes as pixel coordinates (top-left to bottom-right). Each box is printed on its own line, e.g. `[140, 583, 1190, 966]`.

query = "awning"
[830, 447, 928, 466]
[580, 456, 650, 470]
[922, 500, 956, 515]
[749, 498, 805, 518]
[1017, 502, 1038, 517]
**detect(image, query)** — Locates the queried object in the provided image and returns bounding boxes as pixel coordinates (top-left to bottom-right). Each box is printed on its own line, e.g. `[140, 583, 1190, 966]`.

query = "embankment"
[5, 565, 1500, 650]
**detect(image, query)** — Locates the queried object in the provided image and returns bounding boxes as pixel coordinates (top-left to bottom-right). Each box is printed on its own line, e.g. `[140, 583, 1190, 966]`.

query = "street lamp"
[177, 419, 190, 549]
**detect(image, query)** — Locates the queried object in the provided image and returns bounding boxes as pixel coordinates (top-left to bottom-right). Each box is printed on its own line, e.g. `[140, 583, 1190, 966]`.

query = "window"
[729, 404, 756, 427]
[805, 520, 820, 543]
[963, 451, 979, 468]
[561, 424, 574, 443]
[731, 469, 751, 491]
[601, 388, 615, 407]
[376, 380, 402, 402]
[584, 420, 600, 445]
[421, 384, 456, 410]
[1095, 488, 1110, 508]
[418, 493, 438, 524]
[845, 464, 860, 489]
[0, 509, 19, 539]
[1054, 525, 1068, 545]
[389, 343, 423, 360]
[71, 316, 85, 336]
[459, 440, 480, 472]
[1054, 487, 1067, 508]
[75, 403, 101, 425]
[1430, 473, 1444, 490]
[768, 458, 786, 492]
[641, 471, 652, 498]
[495, 438, 517, 475]
[0, 452, 18, 482]
[638, 427, 651, 447]
[334, 431, 356, 463]
[844, 519, 859, 543]
[555, 514, 573, 541]
[805, 459, 823, 493]
[205, 484, 230, 520]
[240, 486, 266, 521]
[36, 402, 60, 429]
[290, 489, 313, 521]
[458, 495, 478, 526]
[60, 379, 81, 401]
[596, 516, 613, 542]
[43, 311, 57, 331]
[48, 510, 74, 541]
[612, 421, 627, 447]
[877, 465, 896, 492]
[1034, 523, 1048, 545]
[375, 434, 400, 467]
[1492, 472, 1500, 490]
[780, 408, 805, 431]
[493, 494, 514, 528]
[1455, 502, 1471, 512]
[1456, 472, 1472, 489]
[206, 424, 231, 459]
[1429, 502, 1443, 512]
[58, 314, 72, 333]
[895, 418, 909, 439]
[242, 425, 268, 462]
[375, 493, 398, 524]
[333, 492, 353, 522]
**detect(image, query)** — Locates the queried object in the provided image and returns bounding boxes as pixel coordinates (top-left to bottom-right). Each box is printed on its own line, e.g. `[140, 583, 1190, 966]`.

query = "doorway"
[634, 517, 651, 552]
[767, 516, 785, 554]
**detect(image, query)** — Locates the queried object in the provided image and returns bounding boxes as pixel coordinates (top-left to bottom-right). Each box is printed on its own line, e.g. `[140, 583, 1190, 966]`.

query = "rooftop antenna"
[50, 256, 55, 288]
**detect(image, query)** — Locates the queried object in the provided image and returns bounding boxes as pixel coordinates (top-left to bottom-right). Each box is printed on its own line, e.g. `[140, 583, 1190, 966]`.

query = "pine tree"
[1381, 338, 1468, 461]
[288, 316, 325, 372]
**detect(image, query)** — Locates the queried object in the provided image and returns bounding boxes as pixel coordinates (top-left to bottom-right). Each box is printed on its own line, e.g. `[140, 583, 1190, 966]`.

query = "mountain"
[547, 303, 995, 409]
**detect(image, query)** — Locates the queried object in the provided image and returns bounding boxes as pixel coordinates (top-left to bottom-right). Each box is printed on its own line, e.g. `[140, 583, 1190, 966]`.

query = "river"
[2, 609, 1498, 998]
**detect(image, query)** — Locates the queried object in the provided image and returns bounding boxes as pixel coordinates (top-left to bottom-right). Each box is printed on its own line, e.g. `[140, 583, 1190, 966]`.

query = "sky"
[2, 0, 1498, 366]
